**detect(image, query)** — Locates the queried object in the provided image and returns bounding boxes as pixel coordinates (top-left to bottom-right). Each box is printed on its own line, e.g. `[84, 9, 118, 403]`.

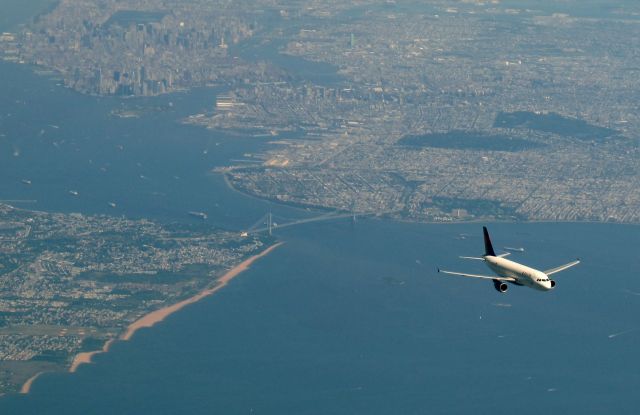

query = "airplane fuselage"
[484, 256, 554, 291]
[437, 226, 579, 293]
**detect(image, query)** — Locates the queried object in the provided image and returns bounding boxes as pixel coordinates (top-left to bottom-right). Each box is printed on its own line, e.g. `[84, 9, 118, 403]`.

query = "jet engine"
[493, 279, 508, 293]
[550, 280, 556, 288]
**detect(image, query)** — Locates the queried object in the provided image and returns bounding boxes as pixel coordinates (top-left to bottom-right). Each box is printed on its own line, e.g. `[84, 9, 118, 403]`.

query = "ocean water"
[2, 4, 640, 414]
[1, 220, 639, 414]
[0, 59, 304, 226]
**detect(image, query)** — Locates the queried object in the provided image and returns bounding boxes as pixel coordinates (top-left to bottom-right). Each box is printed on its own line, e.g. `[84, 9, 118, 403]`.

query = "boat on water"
[188, 211, 207, 220]
[504, 246, 525, 252]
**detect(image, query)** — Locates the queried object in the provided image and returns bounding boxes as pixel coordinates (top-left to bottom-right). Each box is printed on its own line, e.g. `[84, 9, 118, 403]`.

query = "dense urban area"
[1, 0, 639, 223]
[0, 203, 265, 394]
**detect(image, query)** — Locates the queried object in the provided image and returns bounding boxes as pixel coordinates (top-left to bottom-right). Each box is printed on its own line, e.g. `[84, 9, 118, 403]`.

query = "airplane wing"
[544, 259, 580, 276]
[437, 268, 516, 282]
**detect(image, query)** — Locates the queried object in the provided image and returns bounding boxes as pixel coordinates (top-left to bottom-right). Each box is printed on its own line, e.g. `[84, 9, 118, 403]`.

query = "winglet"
[437, 267, 440, 273]
[483, 226, 496, 257]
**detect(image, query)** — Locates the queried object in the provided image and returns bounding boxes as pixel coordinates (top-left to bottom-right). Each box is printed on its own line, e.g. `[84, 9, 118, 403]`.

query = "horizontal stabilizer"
[459, 256, 485, 261]
[544, 259, 580, 276]
[497, 252, 511, 258]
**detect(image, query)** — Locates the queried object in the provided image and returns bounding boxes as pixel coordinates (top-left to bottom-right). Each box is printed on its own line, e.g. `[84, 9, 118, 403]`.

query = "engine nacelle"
[550, 280, 556, 288]
[493, 279, 508, 293]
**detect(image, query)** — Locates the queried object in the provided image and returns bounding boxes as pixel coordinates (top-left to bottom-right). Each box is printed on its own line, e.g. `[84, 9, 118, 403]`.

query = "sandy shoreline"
[19, 372, 43, 394]
[20, 242, 283, 394]
[69, 339, 116, 373]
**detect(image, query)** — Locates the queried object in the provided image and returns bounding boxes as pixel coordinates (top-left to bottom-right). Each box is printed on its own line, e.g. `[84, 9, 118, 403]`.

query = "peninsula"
[0, 204, 274, 395]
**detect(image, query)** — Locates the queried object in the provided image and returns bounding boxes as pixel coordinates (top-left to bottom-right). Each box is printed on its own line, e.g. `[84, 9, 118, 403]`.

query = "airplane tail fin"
[483, 226, 496, 257]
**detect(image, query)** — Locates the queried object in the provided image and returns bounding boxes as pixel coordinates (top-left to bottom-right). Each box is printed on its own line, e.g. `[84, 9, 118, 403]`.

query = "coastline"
[19, 372, 43, 394]
[20, 241, 283, 394]
[69, 339, 116, 373]
[121, 241, 283, 341]
[217, 176, 640, 227]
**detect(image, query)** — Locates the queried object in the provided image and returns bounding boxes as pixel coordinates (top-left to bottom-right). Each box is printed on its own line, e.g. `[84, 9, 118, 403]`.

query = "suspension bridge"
[243, 209, 390, 236]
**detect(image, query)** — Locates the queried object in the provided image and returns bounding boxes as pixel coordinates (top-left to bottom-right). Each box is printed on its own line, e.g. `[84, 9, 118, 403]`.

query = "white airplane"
[438, 227, 580, 292]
